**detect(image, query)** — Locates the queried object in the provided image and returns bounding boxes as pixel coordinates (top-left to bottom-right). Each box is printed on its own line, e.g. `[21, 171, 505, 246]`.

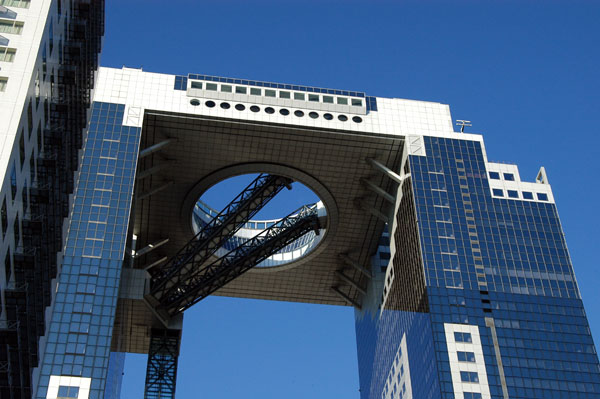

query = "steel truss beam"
[153, 204, 321, 318]
[144, 328, 181, 399]
[149, 174, 292, 301]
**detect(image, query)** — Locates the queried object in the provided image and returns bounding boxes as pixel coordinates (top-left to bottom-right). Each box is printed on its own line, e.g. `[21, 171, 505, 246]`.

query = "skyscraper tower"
[0, 2, 598, 399]
[0, 0, 103, 397]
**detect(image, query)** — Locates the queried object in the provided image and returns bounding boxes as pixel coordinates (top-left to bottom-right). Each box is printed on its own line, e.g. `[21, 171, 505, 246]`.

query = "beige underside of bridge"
[111, 110, 404, 353]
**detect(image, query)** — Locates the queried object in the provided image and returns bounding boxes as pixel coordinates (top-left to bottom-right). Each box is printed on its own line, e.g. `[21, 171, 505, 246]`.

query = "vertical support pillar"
[144, 328, 181, 399]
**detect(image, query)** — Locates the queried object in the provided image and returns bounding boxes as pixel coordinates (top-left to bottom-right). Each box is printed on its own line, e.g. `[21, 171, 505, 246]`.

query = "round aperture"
[192, 173, 327, 269]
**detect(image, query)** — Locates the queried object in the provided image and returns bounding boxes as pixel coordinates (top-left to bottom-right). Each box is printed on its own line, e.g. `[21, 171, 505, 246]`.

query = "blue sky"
[101, 1, 600, 398]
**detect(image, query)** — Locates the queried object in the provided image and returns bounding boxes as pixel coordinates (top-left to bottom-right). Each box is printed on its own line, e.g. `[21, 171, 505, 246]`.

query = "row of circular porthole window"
[189, 98, 363, 123]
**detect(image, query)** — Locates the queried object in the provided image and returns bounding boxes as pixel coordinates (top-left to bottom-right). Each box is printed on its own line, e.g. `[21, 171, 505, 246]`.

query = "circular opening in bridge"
[192, 173, 327, 269]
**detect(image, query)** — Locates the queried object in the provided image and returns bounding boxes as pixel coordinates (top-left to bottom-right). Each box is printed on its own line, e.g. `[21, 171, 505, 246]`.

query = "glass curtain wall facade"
[356, 136, 600, 399]
[33, 102, 141, 399]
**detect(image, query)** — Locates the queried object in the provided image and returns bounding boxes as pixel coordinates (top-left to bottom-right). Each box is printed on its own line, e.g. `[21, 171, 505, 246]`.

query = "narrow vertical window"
[4, 248, 11, 282]
[1, 198, 7, 239]
[42, 45, 47, 80]
[37, 121, 42, 152]
[29, 155, 36, 183]
[13, 214, 19, 245]
[22, 180, 28, 212]
[19, 131, 25, 169]
[10, 163, 17, 200]
[27, 100, 33, 137]
[49, 20, 54, 54]
[35, 70, 41, 105]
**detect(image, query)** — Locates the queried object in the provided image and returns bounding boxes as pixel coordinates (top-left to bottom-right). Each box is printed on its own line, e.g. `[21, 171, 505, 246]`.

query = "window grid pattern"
[36, 103, 141, 399]
[412, 136, 600, 399]
[411, 137, 578, 298]
[355, 175, 441, 399]
[192, 79, 364, 107]
[0, 19, 24, 34]
[0, 0, 30, 7]
[188, 73, 366, 98]
[0, 46, 16, 62]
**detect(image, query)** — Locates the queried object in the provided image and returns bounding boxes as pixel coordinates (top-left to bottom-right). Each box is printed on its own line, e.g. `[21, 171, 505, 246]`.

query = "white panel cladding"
[123, 105, 143, 127]
[444, 323, 491, 399]
[382, 333, 413, 399]
[0, 0, 64, 322]
[93, 66, 463, 141]
[0, 0, 54, 176]
[407, 135, 426, 156]
[46, 375, 91, 399]
[98, 67, 567, 215]
[486, 162, 555, 203]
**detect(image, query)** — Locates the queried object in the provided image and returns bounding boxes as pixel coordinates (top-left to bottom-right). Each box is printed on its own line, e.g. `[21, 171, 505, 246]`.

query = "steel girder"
[144, 328, 181, 399]
[148, 174, 292, 300]
[156, 204, 321, 317]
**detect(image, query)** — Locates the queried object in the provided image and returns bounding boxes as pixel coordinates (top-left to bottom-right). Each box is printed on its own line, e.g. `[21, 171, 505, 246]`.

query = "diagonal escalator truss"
[148, 173, 293, 303]
[150, 204, 321, 319]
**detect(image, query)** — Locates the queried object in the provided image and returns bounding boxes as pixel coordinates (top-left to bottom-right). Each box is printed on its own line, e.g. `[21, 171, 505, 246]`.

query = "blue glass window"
[492, 188, 503, 197]
[454, 332, 472, 343]
[460, 371, 479, 383]
[503, 173, 515, 181]
[522, 191, 534, 199]
[507, 190, 519, 198]
[489, 171, 500, 179]
[537, 193, 549, 201]
[464, 393, 482, 399]
[173, 76, 187, 90]
[457, 351, 476, 362]
[57, 385, 79, 399]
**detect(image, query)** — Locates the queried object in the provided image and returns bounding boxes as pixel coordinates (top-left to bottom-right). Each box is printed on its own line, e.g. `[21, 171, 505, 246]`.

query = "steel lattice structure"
[143, 184, 321, 398]
[144, 329, 181, 399]
[154, 204, 321, 318]
[148, 174, 292, 301]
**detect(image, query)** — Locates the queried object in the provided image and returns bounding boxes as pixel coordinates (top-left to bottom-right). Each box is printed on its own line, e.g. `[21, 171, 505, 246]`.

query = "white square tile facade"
[444, 323, 491, 399]
[46, 375, 91, 399]
[382, 333, 413, 399]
